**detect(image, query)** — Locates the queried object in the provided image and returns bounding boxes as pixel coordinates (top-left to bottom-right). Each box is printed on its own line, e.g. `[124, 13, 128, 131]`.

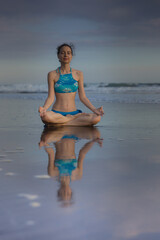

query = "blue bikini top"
[54, 67, 78, 93]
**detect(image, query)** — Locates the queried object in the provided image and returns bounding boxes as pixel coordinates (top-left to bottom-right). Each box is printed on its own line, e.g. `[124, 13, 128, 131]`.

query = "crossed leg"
[63, 113, 101, 126]
[40, 111, 101, 126]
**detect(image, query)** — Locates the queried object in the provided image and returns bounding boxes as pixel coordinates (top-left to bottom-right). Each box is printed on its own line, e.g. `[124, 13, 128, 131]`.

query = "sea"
[0, 82, 160, 104]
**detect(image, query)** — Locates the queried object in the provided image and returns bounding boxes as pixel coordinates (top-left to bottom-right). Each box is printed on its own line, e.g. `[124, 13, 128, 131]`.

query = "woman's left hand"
[93, 106, 104, 116]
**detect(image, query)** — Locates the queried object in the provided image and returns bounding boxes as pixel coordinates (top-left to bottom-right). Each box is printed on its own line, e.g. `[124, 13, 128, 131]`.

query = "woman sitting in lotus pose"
[39, 43, 104, 126]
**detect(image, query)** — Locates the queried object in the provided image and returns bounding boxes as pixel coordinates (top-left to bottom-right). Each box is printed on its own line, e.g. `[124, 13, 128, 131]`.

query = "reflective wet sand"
[0, 97, 160, 240]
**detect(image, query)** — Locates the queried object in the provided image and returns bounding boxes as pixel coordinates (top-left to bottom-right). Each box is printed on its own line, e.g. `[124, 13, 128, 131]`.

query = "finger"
[39, 106, 43, 112]
[100, 106, 104, 111]
[100, 107, 104, 115]
[99, 110, 103, 115]
[101, 106, 104, 112]
[40, 112, 44, 117]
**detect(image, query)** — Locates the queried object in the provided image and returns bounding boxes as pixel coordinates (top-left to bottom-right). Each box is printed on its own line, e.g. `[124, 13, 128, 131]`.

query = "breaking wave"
[0, 82, 160, 94]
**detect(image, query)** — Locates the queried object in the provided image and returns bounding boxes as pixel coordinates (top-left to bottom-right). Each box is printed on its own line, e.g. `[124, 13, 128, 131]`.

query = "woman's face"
[58, 46, 72, 63]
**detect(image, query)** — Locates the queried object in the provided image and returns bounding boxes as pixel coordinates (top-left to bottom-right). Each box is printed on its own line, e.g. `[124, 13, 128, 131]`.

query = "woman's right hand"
[38, 106, 46, 117]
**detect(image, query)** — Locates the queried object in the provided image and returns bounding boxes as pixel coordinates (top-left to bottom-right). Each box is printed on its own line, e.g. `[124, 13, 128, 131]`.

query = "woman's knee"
[41, 112, 55, 124]
[92, 114, 101, 125]
[41, 112, 67, 124]
[41, 114, 50, 123]
[79, 113, 101, 125]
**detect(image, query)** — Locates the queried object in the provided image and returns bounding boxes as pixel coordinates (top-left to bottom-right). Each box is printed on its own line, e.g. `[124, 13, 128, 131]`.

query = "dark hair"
[57, 43, 75, 56]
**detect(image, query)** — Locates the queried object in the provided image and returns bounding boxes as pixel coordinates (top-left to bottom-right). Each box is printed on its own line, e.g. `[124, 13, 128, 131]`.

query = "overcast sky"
[0, 0, 160, 84]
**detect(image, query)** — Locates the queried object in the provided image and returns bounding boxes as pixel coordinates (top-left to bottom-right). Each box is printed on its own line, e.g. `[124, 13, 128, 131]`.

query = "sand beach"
[0, 91, 160, 240]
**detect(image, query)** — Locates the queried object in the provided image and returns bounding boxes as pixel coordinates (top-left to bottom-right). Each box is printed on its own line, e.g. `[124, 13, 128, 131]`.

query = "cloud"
[0, 0, 160, 58]
[0, 0, 159, 23]
[149, 17, 160, 27]
[108, 6, 131, 21]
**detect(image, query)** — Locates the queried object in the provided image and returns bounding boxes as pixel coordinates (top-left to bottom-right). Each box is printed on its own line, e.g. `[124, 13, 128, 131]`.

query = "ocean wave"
[0, 84, 48, 93]
[84, 82, 160, 93]
[0, 83, 160, 94]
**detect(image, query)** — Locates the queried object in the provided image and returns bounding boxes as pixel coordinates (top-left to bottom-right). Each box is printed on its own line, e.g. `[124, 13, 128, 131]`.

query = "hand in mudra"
[93, 106, 104, 116]
[39, 106, 46, 117]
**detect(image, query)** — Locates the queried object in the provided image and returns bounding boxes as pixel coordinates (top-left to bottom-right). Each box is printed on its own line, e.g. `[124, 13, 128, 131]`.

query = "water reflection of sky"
[38, 125, 160, 239]
[1, 114, 160, 239]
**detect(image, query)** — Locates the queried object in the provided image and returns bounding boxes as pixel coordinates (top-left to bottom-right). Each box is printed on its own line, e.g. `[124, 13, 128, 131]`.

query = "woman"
[39, 43, 104, 126]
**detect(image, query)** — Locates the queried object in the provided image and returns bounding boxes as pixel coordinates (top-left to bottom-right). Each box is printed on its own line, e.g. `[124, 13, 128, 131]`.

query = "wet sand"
[0, 96, 160, 240]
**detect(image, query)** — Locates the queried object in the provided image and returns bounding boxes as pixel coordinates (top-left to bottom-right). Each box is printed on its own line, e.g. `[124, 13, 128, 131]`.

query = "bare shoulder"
[47, 69, 59, 82]
[72, 68, 83, 81]
[48, 70, 57, 78]
[72, 68, 83, 75]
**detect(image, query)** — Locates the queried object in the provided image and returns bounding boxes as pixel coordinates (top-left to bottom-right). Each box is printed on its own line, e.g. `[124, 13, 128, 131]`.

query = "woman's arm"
[39, 71, 55, 114]
[78, 71, 104, 116]
[77, 138, 103, 179]
[45, 148, 58, 177]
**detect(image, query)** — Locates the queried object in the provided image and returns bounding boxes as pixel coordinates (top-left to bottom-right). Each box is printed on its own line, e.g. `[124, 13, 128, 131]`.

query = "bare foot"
[66, 114, 78, 120]
[66, 112, 86, 120]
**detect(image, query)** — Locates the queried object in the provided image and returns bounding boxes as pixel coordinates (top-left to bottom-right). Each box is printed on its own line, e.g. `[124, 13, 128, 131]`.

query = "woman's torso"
[55, 138, 76, 160]
[53, 67, 79, 112]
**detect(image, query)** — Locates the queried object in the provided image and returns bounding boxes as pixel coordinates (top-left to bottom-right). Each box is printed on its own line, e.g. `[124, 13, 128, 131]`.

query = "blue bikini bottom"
[62, 134, 79, 140]
[52, 109, 82, 116]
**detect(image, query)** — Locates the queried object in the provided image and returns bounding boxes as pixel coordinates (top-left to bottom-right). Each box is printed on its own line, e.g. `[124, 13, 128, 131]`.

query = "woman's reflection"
[39, 126, 103, 205]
